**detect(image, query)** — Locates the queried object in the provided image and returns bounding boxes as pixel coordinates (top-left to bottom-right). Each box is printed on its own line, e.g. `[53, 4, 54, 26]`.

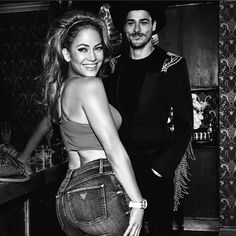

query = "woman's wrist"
[18, 152, 31, 162]
[129, 199, 148, 209]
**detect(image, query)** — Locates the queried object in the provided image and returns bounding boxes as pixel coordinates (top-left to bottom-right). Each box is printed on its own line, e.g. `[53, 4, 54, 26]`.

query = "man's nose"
[134, 23, 141, 32]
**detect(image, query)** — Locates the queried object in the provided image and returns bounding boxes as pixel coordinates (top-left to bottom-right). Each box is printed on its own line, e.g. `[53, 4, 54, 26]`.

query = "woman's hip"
[56, 158, 130, 234]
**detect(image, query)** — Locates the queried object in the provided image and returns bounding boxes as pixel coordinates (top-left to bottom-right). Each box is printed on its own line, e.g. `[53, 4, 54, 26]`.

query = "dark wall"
[160, 2, 218, 88]
[0, 9, 48, 150]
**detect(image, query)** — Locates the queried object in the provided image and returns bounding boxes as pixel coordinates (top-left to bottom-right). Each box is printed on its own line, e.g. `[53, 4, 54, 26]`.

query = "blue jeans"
[56, 159, 130, 236]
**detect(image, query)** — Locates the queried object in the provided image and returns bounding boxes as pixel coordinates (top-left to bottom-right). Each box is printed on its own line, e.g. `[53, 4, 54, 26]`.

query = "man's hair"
[110, 1, 166, 33]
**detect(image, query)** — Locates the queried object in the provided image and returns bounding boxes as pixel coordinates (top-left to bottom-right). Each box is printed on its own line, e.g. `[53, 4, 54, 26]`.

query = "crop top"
[60, 104, 122, 151]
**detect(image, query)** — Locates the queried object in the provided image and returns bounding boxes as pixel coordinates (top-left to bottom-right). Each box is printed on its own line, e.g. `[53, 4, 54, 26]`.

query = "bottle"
[208, 123, 213, 141]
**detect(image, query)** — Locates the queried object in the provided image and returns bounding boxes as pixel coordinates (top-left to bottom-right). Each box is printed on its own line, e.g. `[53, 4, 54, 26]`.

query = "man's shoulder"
[161, 50, 183, 73]
[156, 47, 182, 59]
[166, 51, 182, 60]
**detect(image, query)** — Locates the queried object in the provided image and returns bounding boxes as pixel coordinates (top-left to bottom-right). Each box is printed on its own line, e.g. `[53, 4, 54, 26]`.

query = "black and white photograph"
[0, 1, 235, 236]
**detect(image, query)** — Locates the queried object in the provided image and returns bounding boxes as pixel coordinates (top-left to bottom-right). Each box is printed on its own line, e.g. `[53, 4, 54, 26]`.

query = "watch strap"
[129, 199, 147, 209]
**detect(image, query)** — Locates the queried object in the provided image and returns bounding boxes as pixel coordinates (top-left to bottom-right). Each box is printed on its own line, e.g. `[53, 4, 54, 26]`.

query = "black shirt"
[118, 52, 155, 123]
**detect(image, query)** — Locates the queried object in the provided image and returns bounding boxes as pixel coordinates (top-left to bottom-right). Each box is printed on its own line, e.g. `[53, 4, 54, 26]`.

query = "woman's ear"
[62, 48, 71, 62]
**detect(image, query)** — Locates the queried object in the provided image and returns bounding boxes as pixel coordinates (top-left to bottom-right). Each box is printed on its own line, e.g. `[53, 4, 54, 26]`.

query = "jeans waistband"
[71, 158, 112, 178]
[58, 158, 112, 193]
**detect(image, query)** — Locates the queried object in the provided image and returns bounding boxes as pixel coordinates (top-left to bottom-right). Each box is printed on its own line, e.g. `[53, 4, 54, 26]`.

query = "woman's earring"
[152, 33, 159, 46]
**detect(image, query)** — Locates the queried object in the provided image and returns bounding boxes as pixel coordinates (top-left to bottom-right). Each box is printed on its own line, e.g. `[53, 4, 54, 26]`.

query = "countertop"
[0, 161, 68, 205]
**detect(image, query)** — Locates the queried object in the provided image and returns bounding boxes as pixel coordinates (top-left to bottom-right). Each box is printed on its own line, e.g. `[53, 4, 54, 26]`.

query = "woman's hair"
[42, 9, 112, 122]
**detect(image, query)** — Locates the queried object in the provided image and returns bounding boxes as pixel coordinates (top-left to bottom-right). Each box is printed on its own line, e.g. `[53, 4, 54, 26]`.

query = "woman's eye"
[77, 48, 87, 52]
[96, 46, 103, 51]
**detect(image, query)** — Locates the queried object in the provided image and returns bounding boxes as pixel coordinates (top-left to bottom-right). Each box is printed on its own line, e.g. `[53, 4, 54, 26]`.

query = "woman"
[42, 10, 145, 236]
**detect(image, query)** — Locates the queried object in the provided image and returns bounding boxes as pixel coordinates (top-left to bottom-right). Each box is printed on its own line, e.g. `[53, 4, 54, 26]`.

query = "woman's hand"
[18, 154, 33, 175]
[0, 144, 17, 157]
[123, 208, 144, 236]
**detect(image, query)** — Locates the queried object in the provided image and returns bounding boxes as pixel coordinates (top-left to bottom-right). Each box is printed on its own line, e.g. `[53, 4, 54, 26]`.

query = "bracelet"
[129, 199, 148, 209]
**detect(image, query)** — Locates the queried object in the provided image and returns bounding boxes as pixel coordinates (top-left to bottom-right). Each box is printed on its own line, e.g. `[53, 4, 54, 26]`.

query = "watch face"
[141, 199, 148, 209]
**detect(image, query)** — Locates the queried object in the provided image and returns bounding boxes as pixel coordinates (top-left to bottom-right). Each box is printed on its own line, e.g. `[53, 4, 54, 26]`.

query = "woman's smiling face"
[63, 27, 104, 77]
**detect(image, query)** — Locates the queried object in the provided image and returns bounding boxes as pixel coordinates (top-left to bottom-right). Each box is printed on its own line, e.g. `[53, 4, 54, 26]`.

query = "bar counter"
[0, 161, 68, 236]
[0, 161, 68, 205]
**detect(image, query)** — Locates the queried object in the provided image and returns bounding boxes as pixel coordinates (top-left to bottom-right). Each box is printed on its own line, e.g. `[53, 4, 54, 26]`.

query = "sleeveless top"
[59, 80, 121, 151]
[60, 105, 121, 151]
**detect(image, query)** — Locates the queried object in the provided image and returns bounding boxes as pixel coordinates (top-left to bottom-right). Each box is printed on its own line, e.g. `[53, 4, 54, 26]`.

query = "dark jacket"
[105, 46, 193, 179]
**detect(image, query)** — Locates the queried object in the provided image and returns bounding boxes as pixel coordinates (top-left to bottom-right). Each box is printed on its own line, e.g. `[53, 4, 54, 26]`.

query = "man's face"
[124, 10, 156, 49]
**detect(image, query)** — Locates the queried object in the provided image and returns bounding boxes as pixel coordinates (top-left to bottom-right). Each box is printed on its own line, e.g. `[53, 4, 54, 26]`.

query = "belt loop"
[99, 159, 103, 174]
[59, 169, 74, 193]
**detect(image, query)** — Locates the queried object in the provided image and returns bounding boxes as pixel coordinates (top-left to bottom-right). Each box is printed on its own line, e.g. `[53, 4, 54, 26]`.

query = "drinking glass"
[44, 146, 53, 168]
[0, 121, 11, 145]
[33, 145, 53, 172]
[34, 146, 45, 172]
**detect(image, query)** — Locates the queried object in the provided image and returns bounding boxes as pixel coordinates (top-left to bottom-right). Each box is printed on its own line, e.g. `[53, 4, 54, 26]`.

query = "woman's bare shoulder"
[77, 77, 104, 93]
[64, 77, 103, 93]
[66, 77, 105, 103]
[68, 76, 102, 88]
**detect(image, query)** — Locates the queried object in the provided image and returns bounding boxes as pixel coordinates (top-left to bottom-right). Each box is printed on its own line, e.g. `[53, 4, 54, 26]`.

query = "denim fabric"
[56, 159, 130, 236]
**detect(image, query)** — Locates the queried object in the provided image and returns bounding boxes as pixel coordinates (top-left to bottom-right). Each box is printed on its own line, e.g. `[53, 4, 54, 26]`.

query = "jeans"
[56, 158, 130, 236]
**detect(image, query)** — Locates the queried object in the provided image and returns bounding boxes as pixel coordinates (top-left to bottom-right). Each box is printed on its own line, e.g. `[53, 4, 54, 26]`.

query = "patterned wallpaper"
[0, 10, 48, 150]
[219, 0, 236, 228]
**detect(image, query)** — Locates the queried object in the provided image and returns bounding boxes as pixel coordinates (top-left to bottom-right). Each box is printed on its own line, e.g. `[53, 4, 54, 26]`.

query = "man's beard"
[129, 33, 152, 49]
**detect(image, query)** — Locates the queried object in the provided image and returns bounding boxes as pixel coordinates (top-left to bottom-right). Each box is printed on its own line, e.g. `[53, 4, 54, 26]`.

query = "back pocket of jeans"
[66, 184, 107, 225]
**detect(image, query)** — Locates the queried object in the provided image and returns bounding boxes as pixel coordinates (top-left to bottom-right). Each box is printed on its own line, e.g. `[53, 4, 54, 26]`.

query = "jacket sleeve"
[152, 58, 193, 179]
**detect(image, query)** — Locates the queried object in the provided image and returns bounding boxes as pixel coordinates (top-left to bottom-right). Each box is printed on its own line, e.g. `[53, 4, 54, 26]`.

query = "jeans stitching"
[59, 169, 74, 193]
[67, 184, 107, 225]
[55, 197, 65, 230]
[65, 172, 113, 191]
[99, 159, 103, 173]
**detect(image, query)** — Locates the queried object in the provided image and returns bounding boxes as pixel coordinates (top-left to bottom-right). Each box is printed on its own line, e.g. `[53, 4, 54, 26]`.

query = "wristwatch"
[129, 199, 148, 209]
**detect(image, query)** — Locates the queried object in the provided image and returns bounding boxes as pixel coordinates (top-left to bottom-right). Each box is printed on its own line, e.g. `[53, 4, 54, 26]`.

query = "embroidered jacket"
[105, 46, 193, 179]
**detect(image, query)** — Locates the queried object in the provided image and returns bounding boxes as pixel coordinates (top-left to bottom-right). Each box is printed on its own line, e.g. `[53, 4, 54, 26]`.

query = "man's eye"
[126, 22, 134, 26]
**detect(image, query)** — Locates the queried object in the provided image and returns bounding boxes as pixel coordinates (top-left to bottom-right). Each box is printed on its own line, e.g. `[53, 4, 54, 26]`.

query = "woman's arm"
[18, 115, 52, 164]
[78, 77, 144, 235]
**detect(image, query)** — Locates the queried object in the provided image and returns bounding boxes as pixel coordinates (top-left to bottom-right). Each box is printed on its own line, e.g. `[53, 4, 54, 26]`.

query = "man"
[107, 2, 193, 235]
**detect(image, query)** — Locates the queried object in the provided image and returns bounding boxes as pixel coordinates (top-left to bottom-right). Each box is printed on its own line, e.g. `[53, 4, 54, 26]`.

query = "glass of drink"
[0, 121, 11, 145]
